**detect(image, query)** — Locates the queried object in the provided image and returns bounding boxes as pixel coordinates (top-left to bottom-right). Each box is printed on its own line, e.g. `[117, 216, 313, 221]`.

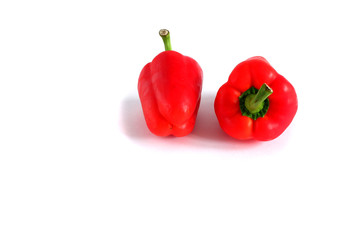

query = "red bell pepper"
[138, 29, 203, 137]
[214, 56, 297, 141]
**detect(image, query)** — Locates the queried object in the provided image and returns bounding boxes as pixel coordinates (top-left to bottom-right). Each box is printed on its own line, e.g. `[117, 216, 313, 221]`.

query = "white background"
[1, 0, 360, 239]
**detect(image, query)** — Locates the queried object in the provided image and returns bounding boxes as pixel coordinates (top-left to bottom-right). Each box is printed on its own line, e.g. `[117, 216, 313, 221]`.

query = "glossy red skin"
[214, 57, 298, 141]
[138, 50, 203, 137]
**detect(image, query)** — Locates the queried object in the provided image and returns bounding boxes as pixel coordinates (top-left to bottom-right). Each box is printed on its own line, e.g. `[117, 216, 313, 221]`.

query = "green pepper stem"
[159, 29, 172, 51]
[245, 83, 273, 113]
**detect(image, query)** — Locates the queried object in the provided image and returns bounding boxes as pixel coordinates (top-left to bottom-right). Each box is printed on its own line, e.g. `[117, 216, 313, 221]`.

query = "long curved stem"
[159, 29, 172, 51]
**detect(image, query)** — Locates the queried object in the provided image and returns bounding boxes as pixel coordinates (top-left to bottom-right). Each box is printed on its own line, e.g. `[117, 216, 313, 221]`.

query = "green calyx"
[239, 83, 273, 120]
[159, 29, 172, 51]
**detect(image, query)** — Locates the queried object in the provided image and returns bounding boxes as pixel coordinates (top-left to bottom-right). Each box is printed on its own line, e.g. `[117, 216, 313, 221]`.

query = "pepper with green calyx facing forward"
[138, 29, 203, 137]
[214, 56, 297, 141]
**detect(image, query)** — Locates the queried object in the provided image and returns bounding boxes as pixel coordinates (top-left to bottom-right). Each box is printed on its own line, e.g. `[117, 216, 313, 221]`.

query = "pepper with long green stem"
[138, 29, 203, 137]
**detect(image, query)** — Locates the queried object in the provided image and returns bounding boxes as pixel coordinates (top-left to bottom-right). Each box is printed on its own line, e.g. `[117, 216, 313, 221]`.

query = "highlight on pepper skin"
[214, 56, 298, 141]
[137, 29, 203, 137]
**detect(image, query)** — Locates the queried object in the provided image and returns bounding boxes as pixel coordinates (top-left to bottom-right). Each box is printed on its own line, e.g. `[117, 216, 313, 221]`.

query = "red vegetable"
[214, 56, 297, 141]
[138, 29, 203, 137]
